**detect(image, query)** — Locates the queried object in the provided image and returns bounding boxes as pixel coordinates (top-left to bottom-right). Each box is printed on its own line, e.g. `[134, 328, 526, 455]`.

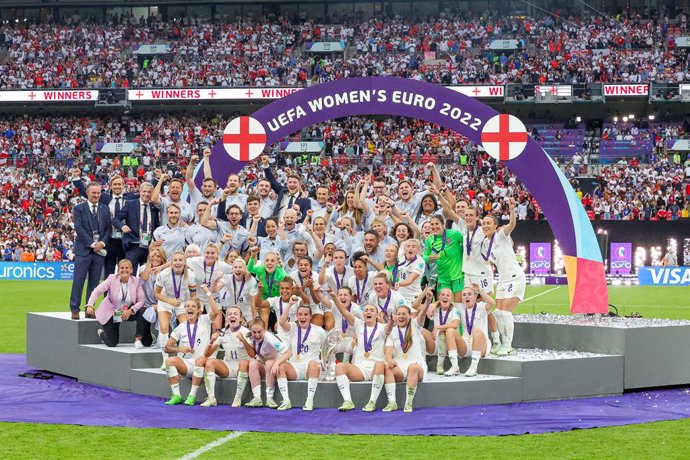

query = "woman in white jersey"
[456, 284, 496, 377]
[245, 317, 291, 408]
[370, 271, 408, 320]
[187, 244, 232, 321]
[347, 253, 377, 305]
[430, 287, 463, 376]
[319, 287, 363, 365]
[162, 296, 217, 405]
[275, 297, 327, 411]
[480, 198, 525, 356]
[393, 240, 425, 304]
[330, 299, 387, 412]
[254, 277, 309, 336]
[155, 252, 197, 364]
[212, 258, 258, 322]
[198, 305, 253, 407]
[318, 249, 354, 295]
[382, 298, 434, 412]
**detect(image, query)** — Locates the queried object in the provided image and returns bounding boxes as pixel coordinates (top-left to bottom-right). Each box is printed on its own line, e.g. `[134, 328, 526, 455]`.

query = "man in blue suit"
[69, 181, 112, 320]
[113, 182, 160, 273]
[260, 155, 310, 222]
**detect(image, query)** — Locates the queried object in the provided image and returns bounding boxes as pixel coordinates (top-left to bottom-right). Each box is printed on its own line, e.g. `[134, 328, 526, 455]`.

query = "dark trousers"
[70, 252, 105, 313]
[99, 308, 153, 347]
[124, 244, 148, 274]
[104, 238, 125, 277]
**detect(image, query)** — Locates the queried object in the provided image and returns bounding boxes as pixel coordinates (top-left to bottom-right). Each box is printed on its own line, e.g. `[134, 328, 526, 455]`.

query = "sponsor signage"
[638, 266, 690, 286]
[674, 37, 690, 47]
[0, 90, 98, 102]
[305, 41, 346, 52]
[133, 44, 171, 55]
[127, 87, 302, 101]
[99, 143, 139, 154]
[529, 242, 552, 274]
[0, 262, 74, 281]
[280, 142, 324, 153]
[603, 84, 649, 97]
[489, 39, 520, 50]
[447, 85, 504, 98]
[610, 242, 632, 275]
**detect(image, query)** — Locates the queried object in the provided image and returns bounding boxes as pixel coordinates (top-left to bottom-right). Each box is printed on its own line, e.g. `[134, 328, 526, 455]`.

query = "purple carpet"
[2, 354, 690, 436]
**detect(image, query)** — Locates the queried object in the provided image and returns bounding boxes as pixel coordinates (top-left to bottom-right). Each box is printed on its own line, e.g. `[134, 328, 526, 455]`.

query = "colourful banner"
[610, 242, 632, 275]
[0, 262, 74, 281]
[529, 242, 552, 274]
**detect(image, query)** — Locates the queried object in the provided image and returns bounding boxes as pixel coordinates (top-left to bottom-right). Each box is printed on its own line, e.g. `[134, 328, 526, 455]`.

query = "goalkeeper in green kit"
[422, 214, 464, 301]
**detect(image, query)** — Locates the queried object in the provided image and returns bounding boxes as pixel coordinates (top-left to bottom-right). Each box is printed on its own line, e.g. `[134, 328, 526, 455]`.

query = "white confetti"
[515, 314, 690, 329]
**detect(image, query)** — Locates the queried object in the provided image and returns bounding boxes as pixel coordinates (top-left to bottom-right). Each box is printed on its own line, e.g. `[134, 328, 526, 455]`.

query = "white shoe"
[465, 364, 478, 377]
[97, 329, 105, 344]
[134, 340, 144, 349]
[444, 365, 460, 377]
[200, 397, 217, 407]
[231, 397, 242, 408]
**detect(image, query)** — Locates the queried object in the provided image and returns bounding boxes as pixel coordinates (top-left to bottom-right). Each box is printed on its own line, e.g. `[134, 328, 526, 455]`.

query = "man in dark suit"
[113, 182, 160, 273]
[216, 194, 268, 237]
[260, 155, 310, 222]
[71, 170, 139, 277]
[69, 181, 112, 320]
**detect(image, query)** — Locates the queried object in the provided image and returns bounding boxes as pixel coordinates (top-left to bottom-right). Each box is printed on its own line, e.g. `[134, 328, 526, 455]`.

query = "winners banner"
[529, 242, 552, 274]
[0, 262, 74, 281]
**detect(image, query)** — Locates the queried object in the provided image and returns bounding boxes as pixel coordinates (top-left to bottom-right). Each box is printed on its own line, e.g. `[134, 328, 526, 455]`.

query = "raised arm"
[150, 173, 167, 207]
[200, 198, 219, 230]
[186, 155, 199, 192]
[202, 147, 213, 180]
[279, 295, 299, 332]
[415, 287, 434, 326]
[502, 198, 517, 235]
[326, 288, 355, 325]
[261, 155, 283, 194]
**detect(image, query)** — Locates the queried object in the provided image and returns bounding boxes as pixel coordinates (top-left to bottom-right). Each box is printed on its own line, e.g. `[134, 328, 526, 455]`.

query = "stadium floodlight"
[648, 115, 655, 120]
[622, 116, 628, 122]
[628, 114, 635, 119]
[575, 116, 582, 122]
[613, 116, 619, 122]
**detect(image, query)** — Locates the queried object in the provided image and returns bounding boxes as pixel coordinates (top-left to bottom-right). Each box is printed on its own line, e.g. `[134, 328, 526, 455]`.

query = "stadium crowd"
[2, 8, 690, 89]
[1, 113, 689, 266]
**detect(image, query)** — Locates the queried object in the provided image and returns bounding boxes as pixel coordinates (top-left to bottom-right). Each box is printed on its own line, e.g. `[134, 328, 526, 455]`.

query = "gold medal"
[364, 351, 370, 358]
[402, 352, 408, 359]
[296, 355, 301, 362]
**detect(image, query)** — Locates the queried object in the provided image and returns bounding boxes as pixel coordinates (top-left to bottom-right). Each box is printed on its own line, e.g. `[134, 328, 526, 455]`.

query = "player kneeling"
[162, 294, 218, 405]
[456, 284, 496, 377]
[199, 306, 253, 407]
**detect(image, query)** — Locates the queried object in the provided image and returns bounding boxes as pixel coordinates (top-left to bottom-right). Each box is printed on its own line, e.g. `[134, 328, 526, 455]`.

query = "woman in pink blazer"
[86, 259, 147, 347]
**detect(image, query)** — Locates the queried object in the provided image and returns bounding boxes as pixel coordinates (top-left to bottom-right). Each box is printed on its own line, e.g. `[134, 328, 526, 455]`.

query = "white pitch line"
[522, 286, 562, 303]
[178, 431, 246, 460]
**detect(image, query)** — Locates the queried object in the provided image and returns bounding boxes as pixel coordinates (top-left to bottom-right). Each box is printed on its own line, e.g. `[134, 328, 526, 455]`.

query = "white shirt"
[170, 315, 212, 359]
[456, 302, 489, 343]
[186, 256, 233, 302]
[218, 274, 259, 320]
[455, 221, 493, 277]
[284, 323, 327, 363]
[330, 302, 363, 336]
[160, 196, 194, 225]
[432, 304, 461, 328]
[156, 267, 197, 302]
[386, 321, 427, 369]
[153, 224, 187, 257]
[321, 265, 355, 293]
[184, 224, 219, 254]
[371, 289, 408, 316]
[394, 256, 426, 303]
[346, 271, 377, 305]
[253, 331, 288, 361]
[213, 326, 251, 364]
[352, 318, 387, 364]
[480, 230, 524, 282]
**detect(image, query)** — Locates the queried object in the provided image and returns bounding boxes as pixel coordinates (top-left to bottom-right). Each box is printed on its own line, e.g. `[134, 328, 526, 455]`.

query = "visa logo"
[638, 267, 690, 286]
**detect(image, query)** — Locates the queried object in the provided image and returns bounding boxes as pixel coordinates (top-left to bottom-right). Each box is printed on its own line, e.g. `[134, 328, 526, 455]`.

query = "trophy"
[320, 328, 342, 381]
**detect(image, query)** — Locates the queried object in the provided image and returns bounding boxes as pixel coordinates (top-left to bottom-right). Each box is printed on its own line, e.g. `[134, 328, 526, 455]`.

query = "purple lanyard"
[397, 326, 408, 353]
[265, 271, 276, 294]
[278, 298, 284, 315]
[186, 320, 198, 348]
[342, 303, 352, 333]
[232, 275, 246, 305]
[203, 261, 215, 285]
[390, 262, 400, 284]
[253, 339, 263, 357]
[438, 306, 452, 326]
[464, 305, 478, 335]
[481, 234, 495, 261]
[363, 322, 378, 353]
[355, 273, 368, 300]
[378, 290, 392, 314]
[466, 226, 478, 256]
[171, 272, 181, 299]
[333, 267, 345, 289]
[431, 231, 447, 254]
[297, 324, 312, 354]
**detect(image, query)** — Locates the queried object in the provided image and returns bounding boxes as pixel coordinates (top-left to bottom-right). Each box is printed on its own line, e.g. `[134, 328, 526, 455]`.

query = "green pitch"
[1, 280, 689, 458]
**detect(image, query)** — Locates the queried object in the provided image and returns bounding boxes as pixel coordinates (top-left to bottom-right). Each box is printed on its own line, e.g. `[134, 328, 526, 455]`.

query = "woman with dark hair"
[422, 215, 464, 300]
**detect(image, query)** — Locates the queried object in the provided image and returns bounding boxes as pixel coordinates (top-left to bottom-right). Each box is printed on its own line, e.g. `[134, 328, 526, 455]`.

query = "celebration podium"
[26, 312, 690, 408]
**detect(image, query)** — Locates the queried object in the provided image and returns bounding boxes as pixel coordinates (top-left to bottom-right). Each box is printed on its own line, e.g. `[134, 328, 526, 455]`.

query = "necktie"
[114, 197, 121, 216]
[141, 204, 148, 233]
[287, 195, 295, 209]
[91, 204, 97, 216]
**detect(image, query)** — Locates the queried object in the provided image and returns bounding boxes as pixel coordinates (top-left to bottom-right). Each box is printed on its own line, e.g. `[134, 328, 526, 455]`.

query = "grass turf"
[2, 280, 689, 458]
[2, 419, 690, 459]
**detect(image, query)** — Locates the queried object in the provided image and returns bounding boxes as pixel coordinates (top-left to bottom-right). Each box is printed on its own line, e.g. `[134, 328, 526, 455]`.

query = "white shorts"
[221, 360, 240, 378]
[158, 300, 186, 317]
[354, 360, 378, 381]
[308, 303, 325, 316]
[495, 277, 526, 301]
[181, 358, 195, 378]
[465, 273, 494, 293]
[461, 335, 491, 358]
[397, 360, 427, 381]
[288, 358, 315, 380]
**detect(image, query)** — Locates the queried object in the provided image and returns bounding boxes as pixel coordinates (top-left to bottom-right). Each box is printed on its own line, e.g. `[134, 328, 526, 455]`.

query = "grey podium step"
[130, 367, 523, 408]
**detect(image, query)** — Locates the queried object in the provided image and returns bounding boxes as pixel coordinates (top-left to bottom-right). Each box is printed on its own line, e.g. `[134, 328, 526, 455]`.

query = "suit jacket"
[73, 201, 113, 257]
[72, 178, 138, 206]
[113, 199, 161, 248]
[263, 166, 311, 222]
[87, 274, 146, 325]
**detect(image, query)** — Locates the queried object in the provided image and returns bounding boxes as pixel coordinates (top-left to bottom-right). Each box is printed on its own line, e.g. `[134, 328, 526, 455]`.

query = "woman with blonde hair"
[137, 246, 167, 348]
